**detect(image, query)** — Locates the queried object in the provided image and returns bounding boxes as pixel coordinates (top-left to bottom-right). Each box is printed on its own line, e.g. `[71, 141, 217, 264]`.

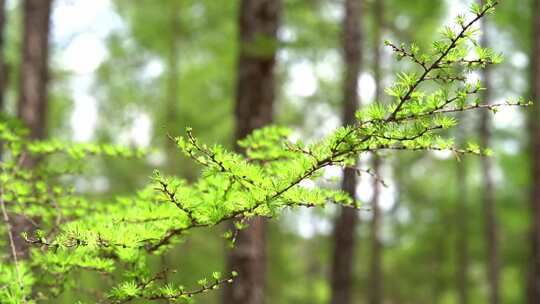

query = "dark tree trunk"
[18, 0, 52, 141]
[14, 0, 52, 259]
[479, 3, 500, 303]
[330, 0, 362, 303]
[528, 0, 540, 302]
[368, 1, 383, 304]
[223, 1, 281, 303]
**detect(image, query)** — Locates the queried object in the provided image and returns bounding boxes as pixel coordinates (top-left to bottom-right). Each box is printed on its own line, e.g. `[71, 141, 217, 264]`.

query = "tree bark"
[528, 0, 540, 302]
[14, 0, 52, 259]
[479, 3, 500, 303]
[330, 0, 362, 303]
[19, 0, 52, 141]
[223, 1, 281, 303]
[368, 1, 383, 304]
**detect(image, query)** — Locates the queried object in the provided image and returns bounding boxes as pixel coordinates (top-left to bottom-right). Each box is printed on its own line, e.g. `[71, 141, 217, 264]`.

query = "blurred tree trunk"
[0, 0, 7, 158]
[165, 1, 180, 175]
[330, 0, 362, 303]
[456, 135, 469, 304]
[160, 1, 180, 280]
[368, 1, 383, 304]
[369, 156, 382, 304]
[455, 5, 471, 294]
[19, 0, 52, 142]
[0, 0, 6, 113]
[432, 231, 446, 302]
[528, 0, 540, 302]
[223, 1, 281, 303]
[479, 3, 500, 303]
[14, 0, 52, 259]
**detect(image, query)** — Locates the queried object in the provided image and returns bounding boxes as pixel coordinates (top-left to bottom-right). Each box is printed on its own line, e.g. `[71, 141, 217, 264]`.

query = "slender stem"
[0, 184, 26, 303]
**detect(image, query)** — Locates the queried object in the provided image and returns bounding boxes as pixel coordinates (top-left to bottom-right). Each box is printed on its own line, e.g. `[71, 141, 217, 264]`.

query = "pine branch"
[386, 0, 499, 120]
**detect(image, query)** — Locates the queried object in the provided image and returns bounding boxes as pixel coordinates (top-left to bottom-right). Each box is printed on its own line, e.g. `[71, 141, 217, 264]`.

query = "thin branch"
[114, 272, 236, 303]
[386, 1, 498, 121]
[0, 183, 26, 303]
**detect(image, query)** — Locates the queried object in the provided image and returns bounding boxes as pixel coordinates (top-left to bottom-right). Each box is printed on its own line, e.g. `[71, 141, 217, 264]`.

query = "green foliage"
[0, 262, 34, 304]
[0, 2, 528, 303]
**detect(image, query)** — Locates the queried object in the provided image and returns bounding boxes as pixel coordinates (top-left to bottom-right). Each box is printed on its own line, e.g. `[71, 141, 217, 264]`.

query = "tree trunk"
[368, 1, 383, 303]
[330, 0, 362, 303]
[0, 0, 7, 158]
[19, 0, 52, 141]
[528, 0, 540, 302]
[223, 1, 281, 303]
[456, 132, 469, 304]
[369, 155, 382, 304]
[479, 3, 500, 303]
[14, 0, 52, 259]
[165, 2, 180, 175]
[0, 0, 6, 113]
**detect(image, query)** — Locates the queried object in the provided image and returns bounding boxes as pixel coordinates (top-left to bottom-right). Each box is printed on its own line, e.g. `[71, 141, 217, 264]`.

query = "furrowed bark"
[19, 0, 52, 142]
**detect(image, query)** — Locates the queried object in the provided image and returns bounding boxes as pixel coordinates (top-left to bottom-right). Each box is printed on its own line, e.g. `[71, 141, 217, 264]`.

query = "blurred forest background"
[1, 0, 539, 303]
